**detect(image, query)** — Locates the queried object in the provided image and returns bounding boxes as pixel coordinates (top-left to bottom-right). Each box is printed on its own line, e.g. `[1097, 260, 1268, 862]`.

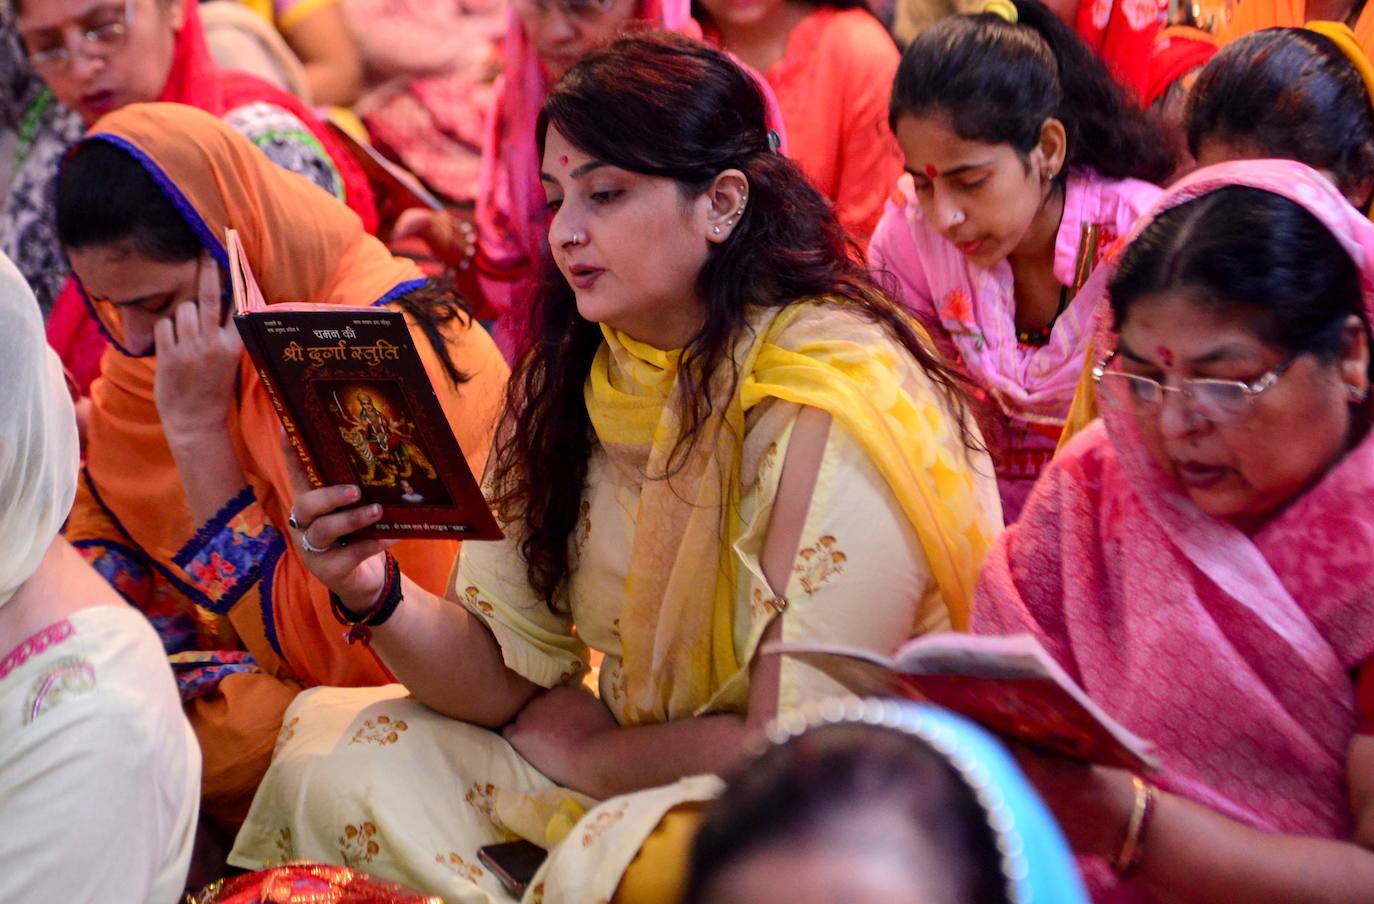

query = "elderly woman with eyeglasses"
[973, 159, 1374, 902]
[1, 0, 374, 394]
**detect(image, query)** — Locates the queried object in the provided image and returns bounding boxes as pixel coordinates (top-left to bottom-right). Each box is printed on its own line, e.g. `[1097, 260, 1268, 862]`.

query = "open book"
[227, 228, 502, 541]
[768, 633, 1157, 771]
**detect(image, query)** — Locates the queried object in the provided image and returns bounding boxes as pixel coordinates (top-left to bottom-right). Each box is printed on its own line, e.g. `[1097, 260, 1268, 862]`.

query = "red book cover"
[227, 230, 501, 541]
[769, 633, 1157, 772]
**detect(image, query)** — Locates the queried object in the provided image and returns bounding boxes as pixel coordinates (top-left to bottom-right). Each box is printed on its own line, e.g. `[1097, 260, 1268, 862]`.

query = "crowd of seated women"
[2, 0, 1374, 900]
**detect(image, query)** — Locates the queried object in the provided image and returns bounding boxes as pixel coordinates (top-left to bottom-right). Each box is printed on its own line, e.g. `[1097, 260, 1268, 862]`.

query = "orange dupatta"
[1220, 0, 1374, 56]
[72, 103, 508, 686]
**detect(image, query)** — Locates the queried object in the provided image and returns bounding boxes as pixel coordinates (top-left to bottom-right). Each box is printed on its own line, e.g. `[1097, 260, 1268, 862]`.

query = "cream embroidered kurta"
[0, 605, 201, 904]
[231, 405, 954, 902]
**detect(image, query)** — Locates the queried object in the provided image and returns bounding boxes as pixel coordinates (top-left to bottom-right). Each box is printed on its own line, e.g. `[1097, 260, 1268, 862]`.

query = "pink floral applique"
[0, 620, 75, 682]
[938, 288, 986, 350]
[939, 288, 974, 324]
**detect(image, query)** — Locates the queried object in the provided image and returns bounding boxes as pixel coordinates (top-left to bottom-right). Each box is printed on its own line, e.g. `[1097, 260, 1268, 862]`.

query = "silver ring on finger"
[299, 531, 333, 555]
[287, 510, 303, 531]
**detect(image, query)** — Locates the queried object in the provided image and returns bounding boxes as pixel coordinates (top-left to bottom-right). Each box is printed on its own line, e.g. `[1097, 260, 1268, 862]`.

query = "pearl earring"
[712, 225, 721, 235]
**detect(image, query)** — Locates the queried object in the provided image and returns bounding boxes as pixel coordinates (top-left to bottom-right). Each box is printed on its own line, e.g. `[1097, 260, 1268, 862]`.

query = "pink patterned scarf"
[972, 160, 1374, 897]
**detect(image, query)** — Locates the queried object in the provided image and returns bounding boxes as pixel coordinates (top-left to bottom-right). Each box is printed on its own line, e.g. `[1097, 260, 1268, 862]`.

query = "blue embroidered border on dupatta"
[66, 134, 229, 358]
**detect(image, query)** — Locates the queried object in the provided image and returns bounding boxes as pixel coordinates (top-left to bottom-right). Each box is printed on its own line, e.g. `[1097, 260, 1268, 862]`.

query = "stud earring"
[712, 225, 721, 235]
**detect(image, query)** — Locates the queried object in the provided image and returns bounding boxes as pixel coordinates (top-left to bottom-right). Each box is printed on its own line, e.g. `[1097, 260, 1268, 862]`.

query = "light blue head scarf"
[768, 698, 1089, 904]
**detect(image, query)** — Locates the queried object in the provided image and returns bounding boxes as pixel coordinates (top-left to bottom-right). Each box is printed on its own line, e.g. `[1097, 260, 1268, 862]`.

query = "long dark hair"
[1185, 28, 1374, 203]
[1110, 187, 1371, 380]
[890, 0, 1176, 184]
[491, 30, 974, 613]
[56, 137, 473, 383]
[683, 722, 1011, 904]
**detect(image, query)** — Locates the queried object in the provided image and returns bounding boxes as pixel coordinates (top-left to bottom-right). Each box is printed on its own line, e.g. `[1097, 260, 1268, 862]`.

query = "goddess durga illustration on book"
[316, 380, 451, 505]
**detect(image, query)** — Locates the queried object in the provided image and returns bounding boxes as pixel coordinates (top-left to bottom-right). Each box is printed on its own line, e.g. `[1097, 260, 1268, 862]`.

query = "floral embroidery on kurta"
[750, 587, 788, 621]
[465, 782, 497, 819]
[270, 827, 294, 865]
[580, 804, 627, 848]
[794, 535, 848, 595]
[350, 714, 409, 746]
[938, 288, 985, 350]
[172, 486, 283, 614]
[460, 585, 495, 617]
[338, 821, 381, 866]
[434, 852, 484, 883]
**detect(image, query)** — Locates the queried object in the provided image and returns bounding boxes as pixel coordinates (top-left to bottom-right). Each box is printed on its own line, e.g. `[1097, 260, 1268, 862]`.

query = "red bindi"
[559, 154, 569, 167]
[1157, 346, 1174, 367]
[924, 164, 939, 179]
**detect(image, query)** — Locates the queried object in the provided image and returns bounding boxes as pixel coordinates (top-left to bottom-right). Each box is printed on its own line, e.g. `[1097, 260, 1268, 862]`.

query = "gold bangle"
[1114, 775, 1157, 876]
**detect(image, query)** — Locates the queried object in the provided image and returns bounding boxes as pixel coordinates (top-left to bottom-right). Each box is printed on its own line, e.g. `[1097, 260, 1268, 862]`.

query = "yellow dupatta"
[586, 300, 1001, 725]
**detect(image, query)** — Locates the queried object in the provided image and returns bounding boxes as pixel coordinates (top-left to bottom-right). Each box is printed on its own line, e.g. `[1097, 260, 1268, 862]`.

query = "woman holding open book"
[51, 102, 510, 832]
[974, 159, 1374, 901]
[229, 32, 1001, 902]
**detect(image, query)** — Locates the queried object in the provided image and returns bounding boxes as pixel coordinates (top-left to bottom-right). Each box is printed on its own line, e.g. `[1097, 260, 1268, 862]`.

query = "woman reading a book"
[51, 102, 510, 832]
[973, 159, 1374, 901]
[229, 32, 1002, 902]
[9, 0, 376, 397]
[868, 0, 1174, 522]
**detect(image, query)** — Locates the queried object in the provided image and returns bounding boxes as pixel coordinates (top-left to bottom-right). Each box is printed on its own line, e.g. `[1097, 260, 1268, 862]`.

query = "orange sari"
[1220, 0, 1374, 55]
[65, 103, 509, 824]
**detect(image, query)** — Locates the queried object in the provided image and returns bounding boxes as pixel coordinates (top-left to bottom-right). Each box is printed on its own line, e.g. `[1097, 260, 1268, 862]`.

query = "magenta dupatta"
[972, 160, 1374, 898]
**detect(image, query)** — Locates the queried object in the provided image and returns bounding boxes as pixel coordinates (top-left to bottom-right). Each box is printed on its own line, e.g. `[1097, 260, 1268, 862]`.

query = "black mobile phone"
[477, 839, 547, 896]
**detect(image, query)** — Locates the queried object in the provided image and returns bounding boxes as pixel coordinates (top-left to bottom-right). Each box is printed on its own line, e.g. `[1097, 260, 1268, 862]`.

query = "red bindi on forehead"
[924, 164, 939, 179]
[558, 154, 570, 168]
[1157, 346, 1175, 367]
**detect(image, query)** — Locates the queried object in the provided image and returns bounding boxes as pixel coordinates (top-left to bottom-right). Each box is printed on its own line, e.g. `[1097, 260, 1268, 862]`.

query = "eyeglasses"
[514, 0, 618, 20]
[1093, 350, 1300, 424]
[20, 0, 134, 74]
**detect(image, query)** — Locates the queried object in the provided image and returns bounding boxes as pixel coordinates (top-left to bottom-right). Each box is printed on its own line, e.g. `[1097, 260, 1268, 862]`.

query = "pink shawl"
[972, 160, 1374, 897]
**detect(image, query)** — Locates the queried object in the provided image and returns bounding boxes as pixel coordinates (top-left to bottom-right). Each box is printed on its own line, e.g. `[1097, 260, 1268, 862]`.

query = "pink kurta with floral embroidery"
[869, 168, 1160, 520]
